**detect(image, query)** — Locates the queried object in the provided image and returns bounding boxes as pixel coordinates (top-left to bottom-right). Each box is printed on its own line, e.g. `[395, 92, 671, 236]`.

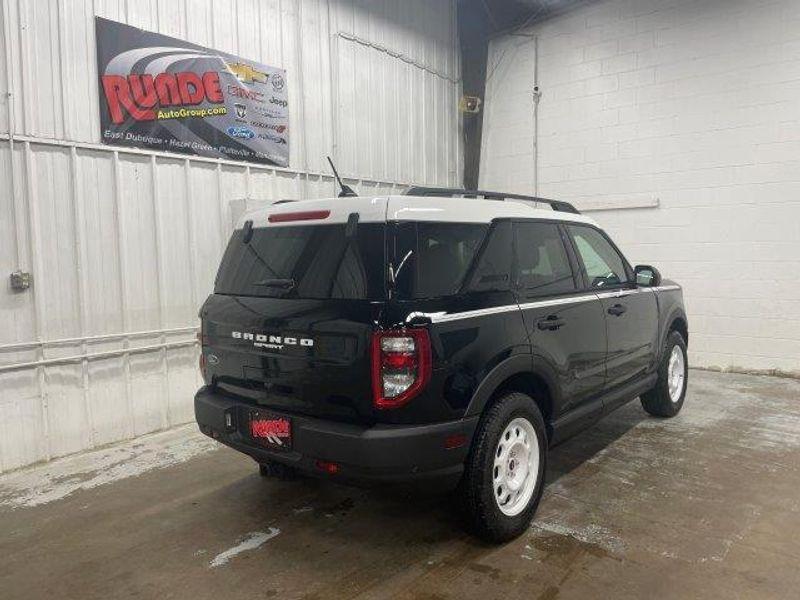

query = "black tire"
[641, 330, 688, 417]
[459, 391, 547, 543]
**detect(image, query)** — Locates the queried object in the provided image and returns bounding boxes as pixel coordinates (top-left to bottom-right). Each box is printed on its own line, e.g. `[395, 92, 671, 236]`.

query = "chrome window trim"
[411, 293, 598, 324]
[405, 285, 680, 324]
[426, 304, 520, 323]
[517, 293, 599, 312]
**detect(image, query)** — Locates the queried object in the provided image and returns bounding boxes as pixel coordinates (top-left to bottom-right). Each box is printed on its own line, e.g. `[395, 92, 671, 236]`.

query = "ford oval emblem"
[226, 126, 255, 140]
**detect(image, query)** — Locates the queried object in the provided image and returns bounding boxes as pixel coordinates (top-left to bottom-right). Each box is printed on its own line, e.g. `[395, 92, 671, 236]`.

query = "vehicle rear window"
[214, 223, 386, 299]
[391, 222, 489, 299]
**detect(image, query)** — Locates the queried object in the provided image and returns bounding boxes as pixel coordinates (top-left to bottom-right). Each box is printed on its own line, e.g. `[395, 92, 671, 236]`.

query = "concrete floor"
[1, 370, 799, 599]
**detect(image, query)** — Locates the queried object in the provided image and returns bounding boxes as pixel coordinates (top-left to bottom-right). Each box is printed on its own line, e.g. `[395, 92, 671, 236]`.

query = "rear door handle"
[607, 304, 627, 316]
[537, 315, 565, 331]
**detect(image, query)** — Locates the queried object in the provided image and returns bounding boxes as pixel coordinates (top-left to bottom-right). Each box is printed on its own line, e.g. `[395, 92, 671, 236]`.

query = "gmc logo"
[227, 84, 264, 103]
[231, 331, 314, 347]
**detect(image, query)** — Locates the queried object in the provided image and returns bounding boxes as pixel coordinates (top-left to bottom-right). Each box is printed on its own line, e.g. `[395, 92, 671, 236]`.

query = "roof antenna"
[327, 156, 357, 197]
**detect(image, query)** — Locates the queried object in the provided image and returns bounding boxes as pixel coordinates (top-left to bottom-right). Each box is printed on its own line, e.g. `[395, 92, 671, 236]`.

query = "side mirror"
[634, 265, 661, 287]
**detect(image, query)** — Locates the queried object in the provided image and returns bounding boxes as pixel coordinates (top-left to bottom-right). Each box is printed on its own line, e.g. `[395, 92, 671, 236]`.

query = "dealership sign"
[95, 17, 288, 166]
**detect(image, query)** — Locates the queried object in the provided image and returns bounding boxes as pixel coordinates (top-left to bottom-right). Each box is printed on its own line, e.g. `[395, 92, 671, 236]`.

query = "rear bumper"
[194, 386, 478, 488]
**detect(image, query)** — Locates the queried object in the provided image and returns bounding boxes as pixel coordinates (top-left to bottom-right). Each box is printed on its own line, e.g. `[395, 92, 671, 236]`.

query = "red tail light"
[268, 210, 330, 223]
[371, 328, 432, 410]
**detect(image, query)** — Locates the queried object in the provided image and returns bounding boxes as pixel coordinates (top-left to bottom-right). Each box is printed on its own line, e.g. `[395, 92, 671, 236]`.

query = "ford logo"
[226, 126, 255, 140]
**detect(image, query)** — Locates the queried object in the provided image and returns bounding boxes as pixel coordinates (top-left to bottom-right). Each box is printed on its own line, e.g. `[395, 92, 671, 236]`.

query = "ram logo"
[231, 330, 314, 350]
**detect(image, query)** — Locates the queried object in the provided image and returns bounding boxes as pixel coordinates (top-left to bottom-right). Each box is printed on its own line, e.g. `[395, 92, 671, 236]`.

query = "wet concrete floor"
[1, 370, 799, 599]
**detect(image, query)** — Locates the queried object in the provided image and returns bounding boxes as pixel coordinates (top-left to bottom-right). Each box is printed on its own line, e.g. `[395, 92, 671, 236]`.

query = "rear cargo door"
[201, 212, 387, 424]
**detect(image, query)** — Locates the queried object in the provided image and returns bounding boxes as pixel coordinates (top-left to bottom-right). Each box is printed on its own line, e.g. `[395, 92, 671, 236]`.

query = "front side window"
[568, 225, 629, 288]
[514, 222, 576, 296]
[392, 222, 488, 299]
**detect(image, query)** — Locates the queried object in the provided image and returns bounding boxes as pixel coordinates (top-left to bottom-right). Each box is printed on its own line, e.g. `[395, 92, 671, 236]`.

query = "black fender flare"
[660, 307, 688, 358]
[464, 354, 560, 421]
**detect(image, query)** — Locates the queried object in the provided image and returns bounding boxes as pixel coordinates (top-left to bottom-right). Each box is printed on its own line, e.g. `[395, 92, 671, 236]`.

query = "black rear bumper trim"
[194, 386, 478, 486]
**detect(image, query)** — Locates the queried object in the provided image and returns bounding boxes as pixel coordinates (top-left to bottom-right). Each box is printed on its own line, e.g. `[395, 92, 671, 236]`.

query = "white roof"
[238, 195, 598, 228]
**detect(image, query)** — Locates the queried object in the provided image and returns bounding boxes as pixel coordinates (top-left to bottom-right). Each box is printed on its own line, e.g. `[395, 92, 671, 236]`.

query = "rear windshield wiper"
[253, 278, 295, 289]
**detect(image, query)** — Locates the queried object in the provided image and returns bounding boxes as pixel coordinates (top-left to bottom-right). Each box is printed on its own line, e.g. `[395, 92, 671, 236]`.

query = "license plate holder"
[249, 410, 292, 450]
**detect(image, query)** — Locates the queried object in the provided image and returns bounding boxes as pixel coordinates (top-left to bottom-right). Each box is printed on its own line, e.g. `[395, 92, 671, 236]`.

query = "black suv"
[195, 188, 689, 542]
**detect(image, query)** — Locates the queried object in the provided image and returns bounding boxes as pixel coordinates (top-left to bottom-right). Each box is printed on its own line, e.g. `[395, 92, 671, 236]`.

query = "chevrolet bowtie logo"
[226, 62, 268, 84]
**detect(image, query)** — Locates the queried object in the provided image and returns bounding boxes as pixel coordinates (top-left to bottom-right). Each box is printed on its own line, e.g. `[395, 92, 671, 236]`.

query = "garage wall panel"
[154, 159, 194, 330]
[87, 357, 130, 448]
[0, 0, 461, 473]
[77, 149, 124, 336]
[481, 0, 800, 374]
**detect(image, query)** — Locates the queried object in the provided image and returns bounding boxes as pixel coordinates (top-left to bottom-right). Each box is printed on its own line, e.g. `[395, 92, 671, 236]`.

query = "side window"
[514, 222, 576, 297]
[466, 221, 512, 292]
[568, 225, 629, 288]
[392, 222, 488, 299]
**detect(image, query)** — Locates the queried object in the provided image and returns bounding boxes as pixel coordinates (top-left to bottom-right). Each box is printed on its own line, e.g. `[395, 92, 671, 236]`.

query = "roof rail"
[404, 186, 580, 215]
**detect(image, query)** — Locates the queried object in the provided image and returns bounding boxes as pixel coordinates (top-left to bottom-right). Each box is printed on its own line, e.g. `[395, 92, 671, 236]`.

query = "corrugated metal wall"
[0, 0, 462, 472]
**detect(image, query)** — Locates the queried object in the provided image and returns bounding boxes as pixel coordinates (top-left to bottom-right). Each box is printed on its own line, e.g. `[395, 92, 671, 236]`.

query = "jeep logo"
[231, 331, 314, 347]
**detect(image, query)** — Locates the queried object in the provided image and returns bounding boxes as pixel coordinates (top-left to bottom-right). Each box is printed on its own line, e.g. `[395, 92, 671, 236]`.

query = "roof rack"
[404, 186, 580, 215]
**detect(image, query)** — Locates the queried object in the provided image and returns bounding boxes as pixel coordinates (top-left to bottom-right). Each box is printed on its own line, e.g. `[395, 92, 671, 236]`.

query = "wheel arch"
[465, 355, 559, 438]
[668, 314, 688, 345]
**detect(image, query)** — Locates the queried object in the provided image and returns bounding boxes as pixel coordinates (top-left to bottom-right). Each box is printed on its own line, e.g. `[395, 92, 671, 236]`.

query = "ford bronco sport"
[195, 187, 689, 542]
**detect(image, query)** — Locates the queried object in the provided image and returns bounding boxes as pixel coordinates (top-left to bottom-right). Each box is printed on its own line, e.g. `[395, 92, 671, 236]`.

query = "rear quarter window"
[391, 222, 489, 299]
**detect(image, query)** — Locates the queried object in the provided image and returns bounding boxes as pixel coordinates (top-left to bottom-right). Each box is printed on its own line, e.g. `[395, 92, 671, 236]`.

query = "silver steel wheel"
[668, 345, 686, 403]
[492, 417, 539, 517]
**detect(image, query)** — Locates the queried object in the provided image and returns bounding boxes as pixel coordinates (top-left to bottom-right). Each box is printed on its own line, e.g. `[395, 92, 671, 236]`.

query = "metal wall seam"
[111, 149, 135, 440]
[1, 0, 22, 269]
[151, 154, 170, 430]
[69, 145, 94, 449]
[216, 162, 227, 236]
[184, 157, 199, 314]
[21, 140, 49, 459]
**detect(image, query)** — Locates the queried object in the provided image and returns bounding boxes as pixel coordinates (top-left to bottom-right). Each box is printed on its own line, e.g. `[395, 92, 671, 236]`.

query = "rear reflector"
[444, 434, 467, 450]
[268, 210, 331, 223]
[371, 328, 432, 410]
[315, 460, 340, 474]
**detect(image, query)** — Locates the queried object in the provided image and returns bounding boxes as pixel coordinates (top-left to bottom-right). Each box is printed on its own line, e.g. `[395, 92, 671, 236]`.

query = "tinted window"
[393, 222, 488, 299]
[466, 221, 512, 292]
[514, 222, 576, 296]
[214, 223, 385, 299]
[568, 225, 629, 288]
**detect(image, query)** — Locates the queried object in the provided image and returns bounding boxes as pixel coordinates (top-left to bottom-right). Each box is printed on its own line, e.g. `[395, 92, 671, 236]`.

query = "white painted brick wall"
[481, 0, 800, 373]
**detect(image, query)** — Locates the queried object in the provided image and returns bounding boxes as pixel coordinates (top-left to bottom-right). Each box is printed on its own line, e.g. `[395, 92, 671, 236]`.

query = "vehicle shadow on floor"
[546, 401, 647, 484]
[234, 400, 649, 549]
